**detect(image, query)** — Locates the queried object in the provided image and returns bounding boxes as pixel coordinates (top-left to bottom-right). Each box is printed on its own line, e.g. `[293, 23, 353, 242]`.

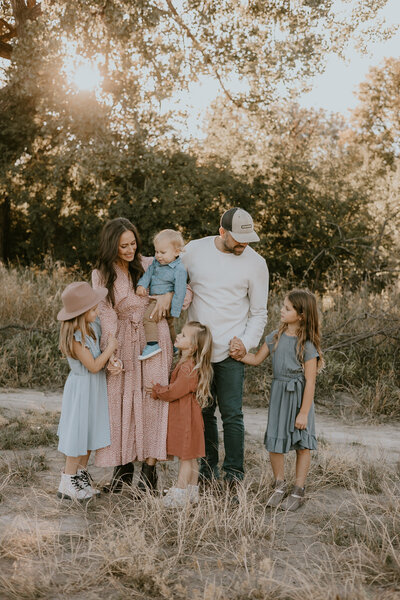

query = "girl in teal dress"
[56, 282, 120, 501]
[241, 289, 324, 511]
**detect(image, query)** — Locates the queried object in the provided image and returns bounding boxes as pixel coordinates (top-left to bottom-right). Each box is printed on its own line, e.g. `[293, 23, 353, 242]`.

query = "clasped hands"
[229, 336, 247, 361]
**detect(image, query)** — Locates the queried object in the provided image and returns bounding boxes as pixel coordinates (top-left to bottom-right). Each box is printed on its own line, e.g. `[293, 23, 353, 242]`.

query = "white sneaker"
[77, 468, 100, 496]
[187, 484, 199, 504]
[57, 472, 92, 501]
[162, 486, 189, 508]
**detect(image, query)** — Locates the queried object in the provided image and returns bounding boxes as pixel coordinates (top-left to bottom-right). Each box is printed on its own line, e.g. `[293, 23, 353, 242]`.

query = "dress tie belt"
[273, 376, 305, 433]
[116, 315, 141, 373]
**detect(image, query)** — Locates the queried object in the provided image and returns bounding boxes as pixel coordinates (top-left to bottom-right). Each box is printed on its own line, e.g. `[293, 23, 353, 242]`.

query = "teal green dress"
[264, 331, 318, 453]
[57, 318, 111, 457]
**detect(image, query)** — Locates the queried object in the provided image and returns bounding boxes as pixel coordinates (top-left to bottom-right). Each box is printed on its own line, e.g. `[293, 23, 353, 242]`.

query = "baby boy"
[137, 229, 187, 360]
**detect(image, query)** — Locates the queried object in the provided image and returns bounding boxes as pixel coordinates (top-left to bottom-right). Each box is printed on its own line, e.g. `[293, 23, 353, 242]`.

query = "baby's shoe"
[187, 484, 199, 505]
[266, 480, 287, 508]
[57, 472, 92, 501]
[281, 485, 305, 511]
[77, 468, 100, 496]
[173, 346, 179, 357]
[162, 486, 189, 508]
[139, 343, 162, 361]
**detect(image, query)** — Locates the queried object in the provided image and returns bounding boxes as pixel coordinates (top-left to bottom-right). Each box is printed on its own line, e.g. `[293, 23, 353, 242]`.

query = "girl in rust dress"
[151, 321, 213, 508]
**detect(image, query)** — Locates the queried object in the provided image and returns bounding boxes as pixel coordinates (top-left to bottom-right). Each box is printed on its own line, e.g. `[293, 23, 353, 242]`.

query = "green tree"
[350, 57, 400, 168]
[0, 0, 395, 263]
[199, 99, 387, 287]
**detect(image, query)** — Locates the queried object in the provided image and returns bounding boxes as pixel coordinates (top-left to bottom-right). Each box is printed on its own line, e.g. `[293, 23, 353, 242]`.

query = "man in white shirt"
[181, 208, 269, 487]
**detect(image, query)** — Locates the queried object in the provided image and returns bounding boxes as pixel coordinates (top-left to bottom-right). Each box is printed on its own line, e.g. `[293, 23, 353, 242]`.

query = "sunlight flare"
[72, 63, 101, 91]
[62, 37, 104, 93]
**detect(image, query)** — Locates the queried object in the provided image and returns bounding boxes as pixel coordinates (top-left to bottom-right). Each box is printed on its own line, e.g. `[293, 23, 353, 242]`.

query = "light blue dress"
[264, 331, 318, 454]
[57, 318, 111, 457]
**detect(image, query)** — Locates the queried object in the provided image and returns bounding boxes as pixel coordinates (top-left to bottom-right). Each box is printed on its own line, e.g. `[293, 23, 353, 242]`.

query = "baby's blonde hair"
[59, 313, 95, 359]
[186, 321, 213, 408]
[153, 229, 185, 252]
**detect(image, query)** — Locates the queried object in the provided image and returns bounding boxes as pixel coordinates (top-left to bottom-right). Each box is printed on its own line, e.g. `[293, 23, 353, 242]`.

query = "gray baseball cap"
[220, 207, 260, 243]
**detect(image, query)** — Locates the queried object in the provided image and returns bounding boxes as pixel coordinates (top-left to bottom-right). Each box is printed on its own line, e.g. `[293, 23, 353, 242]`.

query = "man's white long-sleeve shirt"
[181, 236, 269, 363]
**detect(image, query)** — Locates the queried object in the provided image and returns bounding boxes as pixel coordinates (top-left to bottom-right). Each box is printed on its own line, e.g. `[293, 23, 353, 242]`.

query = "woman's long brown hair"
[274, 289, 325, 371]
[96, 218, 144, 306]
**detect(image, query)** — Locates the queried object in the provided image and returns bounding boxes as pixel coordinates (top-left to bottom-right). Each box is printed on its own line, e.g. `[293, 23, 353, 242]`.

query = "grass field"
[1, 263, 399, 421]
[0, 407, 399, 599]
[1, 263, 399, 598]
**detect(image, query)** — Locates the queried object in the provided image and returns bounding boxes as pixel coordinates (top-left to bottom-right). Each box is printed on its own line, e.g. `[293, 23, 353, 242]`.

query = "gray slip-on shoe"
[266, 480, 287, 508]
[281, 485, 305, 511]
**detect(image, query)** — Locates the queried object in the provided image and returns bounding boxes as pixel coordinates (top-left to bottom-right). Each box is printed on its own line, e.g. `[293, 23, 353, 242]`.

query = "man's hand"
[136, 285, 147, 297]
[150, 292, 173, 323]
[229, 336, 247, 360]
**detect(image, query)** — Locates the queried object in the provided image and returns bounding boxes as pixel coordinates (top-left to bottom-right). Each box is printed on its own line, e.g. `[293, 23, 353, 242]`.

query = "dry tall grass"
[0, 437, 399, 599]
[1, 263, 399, 420]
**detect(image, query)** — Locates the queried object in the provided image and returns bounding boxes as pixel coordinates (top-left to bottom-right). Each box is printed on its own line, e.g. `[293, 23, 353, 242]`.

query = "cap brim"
[230, 230, 260, 243]
[57, 287, 108, 321]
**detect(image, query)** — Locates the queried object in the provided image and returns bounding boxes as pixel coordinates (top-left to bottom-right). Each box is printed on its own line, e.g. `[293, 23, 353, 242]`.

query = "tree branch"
[0, 40, 13, 60]
[324, 327, 399, 352]
[164, 0, 241, 107]
[0, 18, 17, 42]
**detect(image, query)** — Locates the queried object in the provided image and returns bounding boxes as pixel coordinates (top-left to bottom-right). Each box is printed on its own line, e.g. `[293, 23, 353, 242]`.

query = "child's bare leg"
[269, 452, 285, 481]
[65, 456, 81, 475]
[295, 449, 311, 488]
[78, 451, 91, 469]
[189, 459, 199, 485]
[176, 459, 193, 488]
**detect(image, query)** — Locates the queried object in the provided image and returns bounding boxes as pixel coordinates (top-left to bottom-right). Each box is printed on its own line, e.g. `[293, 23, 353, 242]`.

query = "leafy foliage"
[0, 0, 398, 289]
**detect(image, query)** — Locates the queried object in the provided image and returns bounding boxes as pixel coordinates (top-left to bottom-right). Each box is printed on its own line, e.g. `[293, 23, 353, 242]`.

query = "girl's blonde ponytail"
[187, 321, 213, 408]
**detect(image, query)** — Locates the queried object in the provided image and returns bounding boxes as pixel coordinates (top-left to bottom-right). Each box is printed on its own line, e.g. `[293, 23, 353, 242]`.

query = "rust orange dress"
[152, 359, 205, 461]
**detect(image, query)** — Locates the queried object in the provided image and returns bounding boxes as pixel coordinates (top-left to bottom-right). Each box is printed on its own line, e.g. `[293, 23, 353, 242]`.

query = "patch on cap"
[221, 208, 260, 243]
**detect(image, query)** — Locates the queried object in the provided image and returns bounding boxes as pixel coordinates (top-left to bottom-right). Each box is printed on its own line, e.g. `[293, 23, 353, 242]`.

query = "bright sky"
[171, 0, 400, 138]
[298, 0, 400, 115]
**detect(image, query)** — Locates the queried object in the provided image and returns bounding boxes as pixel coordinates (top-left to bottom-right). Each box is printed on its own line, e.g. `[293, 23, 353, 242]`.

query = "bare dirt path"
[1, 388, 399, 463]
[1, 388, 399, 598]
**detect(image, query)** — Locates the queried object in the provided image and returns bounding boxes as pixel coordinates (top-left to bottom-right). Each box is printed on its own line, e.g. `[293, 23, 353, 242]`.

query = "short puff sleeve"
[91, 269, 117, 351]
[265, 330, 278, 352]
[304, 340, 319, 363]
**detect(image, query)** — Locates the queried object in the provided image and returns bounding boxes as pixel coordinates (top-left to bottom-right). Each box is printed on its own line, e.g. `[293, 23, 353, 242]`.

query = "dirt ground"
[0, 389, 399, 599]
[1, 388, 399, 462]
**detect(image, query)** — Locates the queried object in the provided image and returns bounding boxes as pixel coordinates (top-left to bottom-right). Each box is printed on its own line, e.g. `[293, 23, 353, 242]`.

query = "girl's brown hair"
[274, 289, 324, 371]
[59, 313, 95, 360]
[96, 217, 144, 306]
[186, 321, 213, 408]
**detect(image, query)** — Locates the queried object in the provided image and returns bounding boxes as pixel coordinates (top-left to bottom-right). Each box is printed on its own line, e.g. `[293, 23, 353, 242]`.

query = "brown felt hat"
[57, 281, 108, 321]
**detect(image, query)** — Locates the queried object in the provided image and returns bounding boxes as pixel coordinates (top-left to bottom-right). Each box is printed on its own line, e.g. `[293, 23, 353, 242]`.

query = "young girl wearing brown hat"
[57, 281, 119, 500]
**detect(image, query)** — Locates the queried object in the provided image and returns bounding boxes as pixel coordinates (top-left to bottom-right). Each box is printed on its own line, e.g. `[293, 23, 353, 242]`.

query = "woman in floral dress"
[92, 217, 191, 492]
